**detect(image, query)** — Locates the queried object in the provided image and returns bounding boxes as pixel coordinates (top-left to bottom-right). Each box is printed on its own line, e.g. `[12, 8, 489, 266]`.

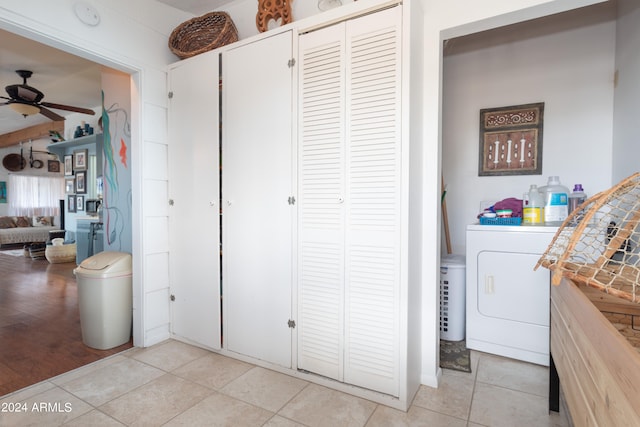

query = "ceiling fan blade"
[40, 102, 95, 115]
[39, 106, 65, 121]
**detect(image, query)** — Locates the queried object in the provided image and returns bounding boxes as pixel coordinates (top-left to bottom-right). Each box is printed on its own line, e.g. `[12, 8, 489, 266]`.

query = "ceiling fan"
[1, 69, 96, 121]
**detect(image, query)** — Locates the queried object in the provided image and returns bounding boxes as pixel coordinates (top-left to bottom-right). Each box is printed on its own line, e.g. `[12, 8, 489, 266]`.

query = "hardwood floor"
[0, 248, 132, 396]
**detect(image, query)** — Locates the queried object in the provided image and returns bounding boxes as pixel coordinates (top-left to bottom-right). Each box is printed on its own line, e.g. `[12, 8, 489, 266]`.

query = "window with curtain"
[8, 174, 65, 216]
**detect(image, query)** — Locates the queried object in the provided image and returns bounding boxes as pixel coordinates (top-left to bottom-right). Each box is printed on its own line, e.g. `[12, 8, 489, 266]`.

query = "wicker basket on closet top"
[169, 12, 238, 59]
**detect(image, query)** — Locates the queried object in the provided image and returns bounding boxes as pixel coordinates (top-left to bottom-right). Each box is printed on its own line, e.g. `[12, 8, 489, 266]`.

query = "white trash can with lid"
[74, 251, 132, 350]
[440, 254, 466, 341]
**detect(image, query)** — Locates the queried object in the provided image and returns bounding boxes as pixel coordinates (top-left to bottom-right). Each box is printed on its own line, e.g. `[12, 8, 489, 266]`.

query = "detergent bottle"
[522, 184, 544, 225]
[541, 176, 569, 226]
[568, 184, 587, 215]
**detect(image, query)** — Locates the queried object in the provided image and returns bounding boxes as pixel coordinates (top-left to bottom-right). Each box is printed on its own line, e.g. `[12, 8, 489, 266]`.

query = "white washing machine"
[466, 224, 558, 366]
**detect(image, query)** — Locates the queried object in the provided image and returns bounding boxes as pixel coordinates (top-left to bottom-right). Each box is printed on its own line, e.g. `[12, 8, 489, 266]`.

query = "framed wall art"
[73, 149, 88, 171]
[478, 102, 544, 176]
[65, 178, 75, 194]
[96, 175, 103, 199]
[64, 154, 73, 176]
[68, 195, 76, 213]
[75, 171, 87, 194]
[76, 195, 85, 212]
[48, 160, 60, 173]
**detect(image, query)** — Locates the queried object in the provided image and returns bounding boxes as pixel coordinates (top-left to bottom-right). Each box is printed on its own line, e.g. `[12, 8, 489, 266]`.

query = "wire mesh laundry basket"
[169, 12, 238, 59]
[536, 172, 640, 303]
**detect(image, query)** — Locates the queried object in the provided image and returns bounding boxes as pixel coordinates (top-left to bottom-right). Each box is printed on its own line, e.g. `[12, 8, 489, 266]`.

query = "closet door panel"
[298, 6, 403, 396]
[297, 22, 346, 381]
[344, 6, 402, 396]
[168, 52, 221, 350]
[222, 31, 293, 368]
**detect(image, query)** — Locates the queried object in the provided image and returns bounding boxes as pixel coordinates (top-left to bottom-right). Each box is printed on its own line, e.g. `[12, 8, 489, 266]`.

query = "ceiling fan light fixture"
[9, 102, 40, 117]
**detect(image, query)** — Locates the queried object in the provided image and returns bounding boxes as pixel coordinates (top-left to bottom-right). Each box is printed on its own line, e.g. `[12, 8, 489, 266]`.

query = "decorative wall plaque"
[478, 102, 544, 176]
[256, 0, 292, 33]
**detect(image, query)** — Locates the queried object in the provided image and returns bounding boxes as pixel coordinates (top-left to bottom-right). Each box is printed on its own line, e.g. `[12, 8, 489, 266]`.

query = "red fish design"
[119, 138, 128, 168]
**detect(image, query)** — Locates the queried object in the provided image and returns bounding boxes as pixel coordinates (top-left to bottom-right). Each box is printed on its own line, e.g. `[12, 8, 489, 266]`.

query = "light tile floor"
[0, 339, 571, 426]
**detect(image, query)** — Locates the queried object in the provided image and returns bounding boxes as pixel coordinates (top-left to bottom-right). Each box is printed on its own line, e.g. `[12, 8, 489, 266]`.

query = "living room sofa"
[0, 216, 60, 247]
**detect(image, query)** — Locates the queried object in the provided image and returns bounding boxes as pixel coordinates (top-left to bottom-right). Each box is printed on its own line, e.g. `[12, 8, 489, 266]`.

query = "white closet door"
[298, 6, 402, 395]
[168, 52, 221, 350]
[297, 22, 346, 381]
[343, 6, 402, 396]
[222, 31, 294, 368]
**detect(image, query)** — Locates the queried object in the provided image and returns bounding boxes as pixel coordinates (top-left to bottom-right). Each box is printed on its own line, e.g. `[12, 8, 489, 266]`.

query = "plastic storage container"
[540, 176, 569, 226]
[440, 254, 466, 341]
[74, 251, 132, 350]
[522, 184, 544, 225]
[568, 184, 587, 215]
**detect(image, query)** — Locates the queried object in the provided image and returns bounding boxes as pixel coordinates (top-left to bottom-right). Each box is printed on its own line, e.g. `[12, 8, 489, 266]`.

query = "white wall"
[64, 109, 102, 140]
[613, 0, 640, 183]
[442, 2, 616, 255]
[222, 0, 357, 39]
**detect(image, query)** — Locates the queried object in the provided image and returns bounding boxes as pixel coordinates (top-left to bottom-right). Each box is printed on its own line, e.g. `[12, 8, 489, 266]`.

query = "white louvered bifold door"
[298, 6, 402, 396]
[298, 22, 347, 381]
[343, 7, 402, 397]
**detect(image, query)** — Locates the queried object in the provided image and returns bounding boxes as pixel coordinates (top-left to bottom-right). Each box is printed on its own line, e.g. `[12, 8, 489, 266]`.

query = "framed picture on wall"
[76, 195, 85, 212]
[478, 102, 544, 176]
[96, 175, 103, 199]
[48, 160, 60, 173]
[68, 195, 76, 213]
[75, 171, 87, 194]
[73, 149, 88, 171]
[65, 178, 75, 194]
[64, 155, 73, 176]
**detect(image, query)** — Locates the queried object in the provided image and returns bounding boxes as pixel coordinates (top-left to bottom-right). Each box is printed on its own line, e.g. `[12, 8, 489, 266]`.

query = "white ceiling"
[154, 0, 237, 15]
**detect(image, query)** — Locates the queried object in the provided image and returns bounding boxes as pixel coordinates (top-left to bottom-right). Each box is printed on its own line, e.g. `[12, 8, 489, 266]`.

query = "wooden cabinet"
[167, 52, 221, 350]
[550, 279, 640, 426]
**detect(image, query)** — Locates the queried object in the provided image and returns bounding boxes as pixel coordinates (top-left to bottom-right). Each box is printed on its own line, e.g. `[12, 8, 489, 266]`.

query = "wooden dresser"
[549, 278, 640, 425]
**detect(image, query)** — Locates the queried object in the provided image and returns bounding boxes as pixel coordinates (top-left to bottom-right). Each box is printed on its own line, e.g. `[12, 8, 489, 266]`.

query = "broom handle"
[442, 175, 452, 254]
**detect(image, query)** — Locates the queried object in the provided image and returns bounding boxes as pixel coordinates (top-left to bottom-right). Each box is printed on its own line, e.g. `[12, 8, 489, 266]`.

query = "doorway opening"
[0, 26, 138, 396]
